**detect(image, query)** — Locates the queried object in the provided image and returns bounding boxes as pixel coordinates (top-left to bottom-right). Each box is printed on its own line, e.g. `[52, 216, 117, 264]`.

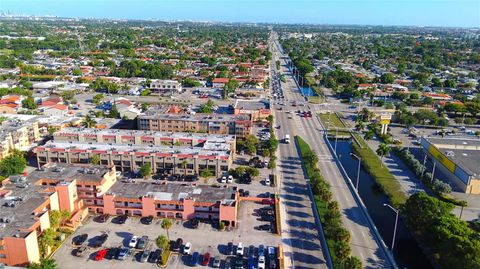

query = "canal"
[333, 140, 432, 269]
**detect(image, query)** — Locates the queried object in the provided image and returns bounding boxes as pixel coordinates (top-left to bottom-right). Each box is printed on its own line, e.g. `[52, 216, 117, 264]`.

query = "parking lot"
[54, 199, 281, 269]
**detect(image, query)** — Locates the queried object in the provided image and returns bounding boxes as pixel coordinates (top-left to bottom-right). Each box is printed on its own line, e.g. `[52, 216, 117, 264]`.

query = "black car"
[227, 242, 234, 255]
[96, 214, 109, 223]
[141, 216, 153, 225]
[172, 238, 183, 252]
[191, 218, 199, 229]
[235, 256, 244, 269]
[148, 249, 161, 263]
[260, 215, 275, 222]
[72, 233, 88, 246]
[255, 224, 272, 231]
[114, 214, 128, 224]
[91, 233, 108, 248]
[106, 248, 119, 259]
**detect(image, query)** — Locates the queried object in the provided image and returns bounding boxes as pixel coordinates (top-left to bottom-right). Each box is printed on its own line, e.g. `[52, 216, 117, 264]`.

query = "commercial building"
[0, 117, 40, 160]
[233, 99, 271, 120]
[420, 137, 480, 194]
[149, 79, 182, 95]
[0, 163, 238, 266]
[34, 129, 235, 177]
[138, 111, 253, 137]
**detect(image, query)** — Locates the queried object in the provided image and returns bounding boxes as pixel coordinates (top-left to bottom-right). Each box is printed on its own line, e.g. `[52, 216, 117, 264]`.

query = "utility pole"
[350, 153, 362, 190]
[431, 161, 437, 183]
[420, 153, 427, 179]
[383, 204, 399, 251]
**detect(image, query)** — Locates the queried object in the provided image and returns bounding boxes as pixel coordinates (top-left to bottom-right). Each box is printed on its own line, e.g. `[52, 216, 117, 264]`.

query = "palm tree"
[343, 256, 362, 269]
[334, 241, 352, 263]
[81, 115, 96, 128]
[161, 218, 173, 241]
[376, 143, 391, 165]
[364, 130, 374, 140]
[181, 160, 188, 175]
[355, 121, 365, 132]
[155, 235, 169, 250]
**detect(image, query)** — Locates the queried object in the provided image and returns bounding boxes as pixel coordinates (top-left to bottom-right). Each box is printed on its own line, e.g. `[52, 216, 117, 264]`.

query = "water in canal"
[333, 140, 433, 269]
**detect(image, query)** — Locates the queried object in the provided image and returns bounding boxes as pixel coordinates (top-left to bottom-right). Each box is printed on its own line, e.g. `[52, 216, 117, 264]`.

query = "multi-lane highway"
[270, 32, 394, 269]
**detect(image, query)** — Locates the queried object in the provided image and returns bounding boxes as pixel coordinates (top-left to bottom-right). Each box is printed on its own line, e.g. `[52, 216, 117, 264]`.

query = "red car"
[94, 249, 108, 261]
[262, 199, 275, 205]
[201, 252, 210, 266]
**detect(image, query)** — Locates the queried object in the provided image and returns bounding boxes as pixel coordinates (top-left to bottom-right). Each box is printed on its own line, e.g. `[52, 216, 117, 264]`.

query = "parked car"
[141, 216, 154, 225]
[94, 249, 108, 261]
[140, 250, 150, 263]
[201, 252, 210, 266]
[183, 242, 192, 255]
[221, 176, 227, 183]
[236, 242, 244, 256]
[91, 233, 108, 248]
[96, 214, 109, 223]
[114, 214, 128, 224]
[255, 224, 272, 231]
[258, 255, 266, 269]
[258, 245, 265, 257]
[268, 246, 276, 260]
[264, 178, 271, 186]
[227, 175, 234, 183]
[136, 236, 149, 249]
[106, 248, 119, 259]
[248, 255, 255, 269]
[227, 242, 234, 255]
[172, 238, 183, 252]
[74, 246, 88, 257]
[148, 249, 161, 263]
[191, 218, 199, 229]
[117, 247, 129, 260]
[212, 256, 221, 268]
[129, 236, 138, 248]
[191, 252, 200, 266]
[72, 233, 88, 246]
[235, 256, 244, 269]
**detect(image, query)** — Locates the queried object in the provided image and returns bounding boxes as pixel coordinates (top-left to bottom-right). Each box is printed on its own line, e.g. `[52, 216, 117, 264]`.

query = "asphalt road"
[269, 36, 328, 269]
[272, 34, 393, 269]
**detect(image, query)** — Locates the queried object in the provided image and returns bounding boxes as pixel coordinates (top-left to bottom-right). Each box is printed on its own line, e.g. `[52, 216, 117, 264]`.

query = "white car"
[183, 242, 192, 255]
[265, 178, 271, 186]
[115, 171, 122, 178]
[236, 242, 244, 256]
[258, 255, 266, 269]
[227, 175, 234, 183]
[221, 176, 227, 183]
[128, 236, 138, 248]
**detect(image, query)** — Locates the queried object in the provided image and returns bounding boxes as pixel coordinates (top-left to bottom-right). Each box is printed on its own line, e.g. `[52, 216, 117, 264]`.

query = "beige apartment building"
[137, 112, 253, 137]
[0, 117, 40, 160]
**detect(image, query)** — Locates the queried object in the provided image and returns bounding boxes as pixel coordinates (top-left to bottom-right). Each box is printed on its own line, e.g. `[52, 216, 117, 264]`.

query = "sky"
[1, 0, 479, 27]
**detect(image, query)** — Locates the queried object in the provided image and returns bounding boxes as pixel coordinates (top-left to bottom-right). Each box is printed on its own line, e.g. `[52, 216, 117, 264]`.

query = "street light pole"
[383, 203, 399, 251]
[431, 161, 437, 183]
[420, 153, 427, 179]
[350, 153, 362, 190]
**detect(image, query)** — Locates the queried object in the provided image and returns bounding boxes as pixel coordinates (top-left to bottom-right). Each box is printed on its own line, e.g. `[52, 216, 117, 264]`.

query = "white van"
[284, 134, 290, 144]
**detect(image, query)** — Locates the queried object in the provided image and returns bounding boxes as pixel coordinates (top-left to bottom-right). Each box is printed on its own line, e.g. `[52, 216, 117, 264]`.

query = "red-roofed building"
[212, 78, 230, 88]
[423, 93, 453, 101]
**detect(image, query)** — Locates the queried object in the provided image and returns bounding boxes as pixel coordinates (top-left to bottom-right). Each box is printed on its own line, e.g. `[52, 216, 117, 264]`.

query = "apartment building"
[34, 139, 232, 177]
[149, 79, 182, 95]
[0, 117, 40, 160]
[0, 163, 116, 266]
[137, 111, 253, 137]
[0, 163, 238, 266]
[233, 99, 271, 121]
[53, 127, 236, 153]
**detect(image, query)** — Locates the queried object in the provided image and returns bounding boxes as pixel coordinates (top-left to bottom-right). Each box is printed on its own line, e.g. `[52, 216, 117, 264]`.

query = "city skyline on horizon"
[0, 0, 479, 28]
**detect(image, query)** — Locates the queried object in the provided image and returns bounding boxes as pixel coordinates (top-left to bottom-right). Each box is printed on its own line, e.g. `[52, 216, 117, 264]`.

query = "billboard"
[428, 145, 456, 173]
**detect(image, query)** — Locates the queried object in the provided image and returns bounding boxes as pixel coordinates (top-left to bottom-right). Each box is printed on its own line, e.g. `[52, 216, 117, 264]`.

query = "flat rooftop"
[28, 163, 111, 184]
[0, 176, 53, 238]
[108, 182, 236, 203]
[234, 99, 270, 110]
[139, 111, 251, 122]
[424, 137, 480, 177]
[55, 127, 235, 144]
[39, 141, 231, 157]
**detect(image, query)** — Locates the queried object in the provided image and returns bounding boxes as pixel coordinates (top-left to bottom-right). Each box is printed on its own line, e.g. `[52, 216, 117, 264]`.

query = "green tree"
[92, 94, 104, 105]
[81, 115, 97, 128]
[27, 258, 58, 269]
[48, 210, 70, 229]
[89, 154, 101, 165]
[155, 234, 169, 250]
[22, 96, 37, 110]
[334, 240, 351, 263]
[245, 166, 260, 178]
[380, 73, 395, 84]
[266, 115, 274, 126]
[244, 134, 259, 155]
[139, 163, 152, 179]
[38, 228, 57, 257]
[199, 99, 215, 113]
[223, 79, 239, 99]
[161, 218, 173, 241]
[375, 143, 391, 164]
[0, 150, 27, 177]
[343, 256, 362, 269]
[107, 104, 120, 119]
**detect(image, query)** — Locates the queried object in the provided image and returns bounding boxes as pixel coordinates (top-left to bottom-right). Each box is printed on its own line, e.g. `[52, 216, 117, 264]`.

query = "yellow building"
[0, 117, 40, 160]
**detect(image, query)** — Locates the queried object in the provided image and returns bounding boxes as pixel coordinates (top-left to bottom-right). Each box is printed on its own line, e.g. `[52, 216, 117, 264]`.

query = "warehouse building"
[420, 137, 480, 194]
